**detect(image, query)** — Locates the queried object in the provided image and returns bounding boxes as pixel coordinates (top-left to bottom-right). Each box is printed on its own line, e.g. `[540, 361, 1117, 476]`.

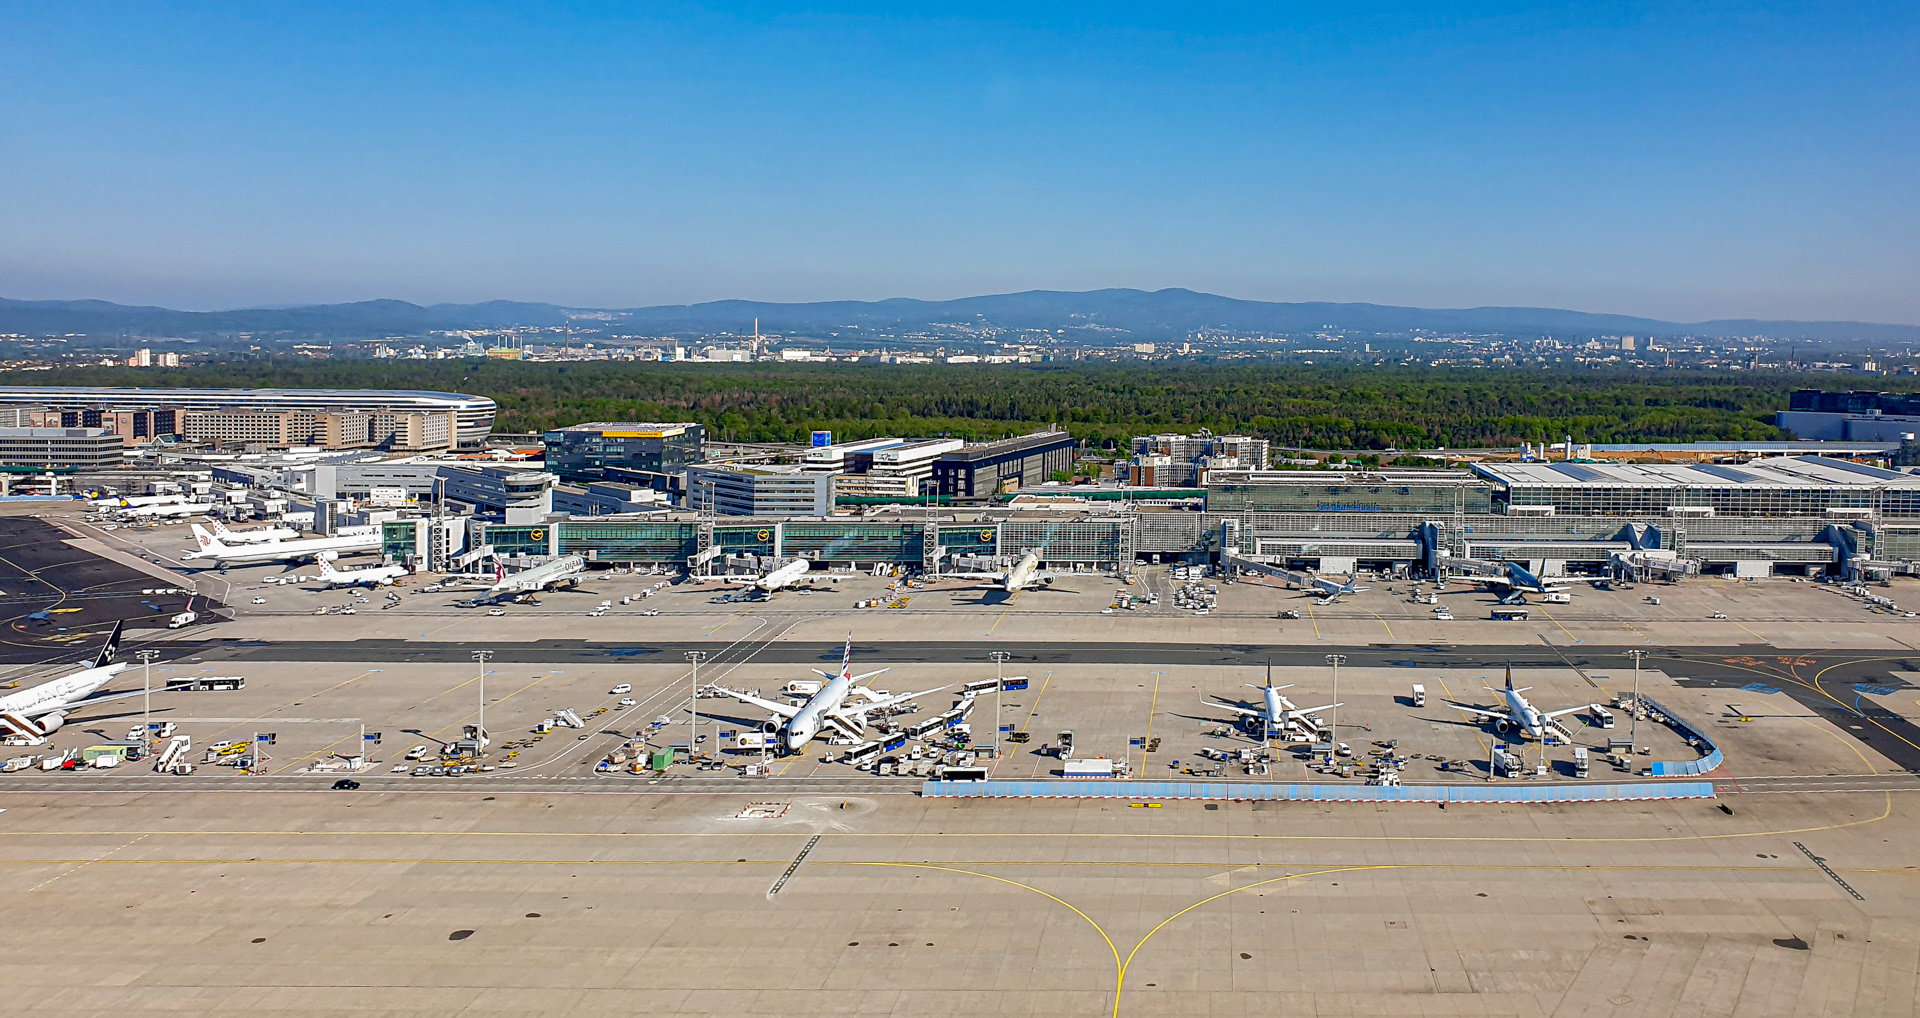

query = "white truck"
[167, 610, 198, 629]
[1061, 757, 1115, 779]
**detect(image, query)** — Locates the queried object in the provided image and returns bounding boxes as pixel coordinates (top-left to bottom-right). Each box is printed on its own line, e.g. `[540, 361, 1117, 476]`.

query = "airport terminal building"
[371, 454, 1920, 582]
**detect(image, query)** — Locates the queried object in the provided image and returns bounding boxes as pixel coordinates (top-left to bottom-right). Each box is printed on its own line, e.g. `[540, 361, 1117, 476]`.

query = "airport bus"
[1490, 607, 1530, 621]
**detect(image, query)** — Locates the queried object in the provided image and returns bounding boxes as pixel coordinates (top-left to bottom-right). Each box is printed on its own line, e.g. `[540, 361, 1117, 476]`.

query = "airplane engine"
[762, 718, 781, 734]
[1493, 718, 1512, 734]
[38, 711, 67, 734]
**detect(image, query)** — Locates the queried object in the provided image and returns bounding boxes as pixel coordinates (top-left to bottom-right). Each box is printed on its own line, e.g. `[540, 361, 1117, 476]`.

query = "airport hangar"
[379, 455, 1920, 581]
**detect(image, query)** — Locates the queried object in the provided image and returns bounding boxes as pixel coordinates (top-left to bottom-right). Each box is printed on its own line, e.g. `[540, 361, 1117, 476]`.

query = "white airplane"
[1444, 666, 1591, 743]
[87, 493, 184, 511]
[1206, 666, 1340, 740]
[723, 557, 840, 594]
[706, 635, 946, 754]
[184, 523, 380, 566]
[484, 555, 587, 596]
[1477, 563, 1572, 605]
[0, 621, 139, 746]
[941, 549, 1064, 592]
[118, 502, 215, 519]
[316, 557, 408, 588]
[209, 519, 300, 544]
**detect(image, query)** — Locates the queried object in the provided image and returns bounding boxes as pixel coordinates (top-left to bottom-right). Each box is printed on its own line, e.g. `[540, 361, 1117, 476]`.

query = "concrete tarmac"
[5, 508, 1920, 1014]
[1, 785, 1915, 1016]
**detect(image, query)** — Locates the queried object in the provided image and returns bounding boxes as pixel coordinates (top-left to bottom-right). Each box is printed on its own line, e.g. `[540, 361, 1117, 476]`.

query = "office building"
[0, 387, 496, 448]
[1778, 389, 1920, 442]
[929, 430, 1077, 499]
[0, 428, 127, 471]
[0, 406, 46, 429]
[438, 465, 558, 524]
[801, 436, 909, 472]
[685, 464, 834, 516]
[541, 422, 705, 486]
[833, 438, 964, 499]
[1130, 432, 1269, 486]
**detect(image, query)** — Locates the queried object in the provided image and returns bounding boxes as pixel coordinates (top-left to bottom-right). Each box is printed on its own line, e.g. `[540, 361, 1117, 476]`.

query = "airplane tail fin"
[189, 524, 224, 552]
[839, 633, 854, 678]
[93, 620, 125, 668]
[318, 558, 337, 577]
[210, 519, 231, 536]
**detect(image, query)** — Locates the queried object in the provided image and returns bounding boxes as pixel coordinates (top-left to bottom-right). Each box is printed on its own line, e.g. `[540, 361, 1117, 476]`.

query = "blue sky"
[2, 2, 1915, 321]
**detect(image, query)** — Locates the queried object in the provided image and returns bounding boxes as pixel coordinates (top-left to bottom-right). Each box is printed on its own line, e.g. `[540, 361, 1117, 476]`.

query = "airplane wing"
[1204, 698, 1263, 718]
[707, 687, 802, 719]
[934, 571, 1005, 581]
[1541, 704, 1590, 721]
[32, 688, 153, 717]
[1443, 700, 1510, 721]
[1287, 702, 1341, 716]
[851, 685, 947, 714]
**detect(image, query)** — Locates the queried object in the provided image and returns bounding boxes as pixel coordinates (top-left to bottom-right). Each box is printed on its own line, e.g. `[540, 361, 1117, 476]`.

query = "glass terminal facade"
[541, 423, 705, 483]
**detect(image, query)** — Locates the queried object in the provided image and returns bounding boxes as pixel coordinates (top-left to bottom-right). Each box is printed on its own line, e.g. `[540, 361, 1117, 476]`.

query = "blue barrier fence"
[920, 779, 1715, 803]
[1637, 694, 1723, 777]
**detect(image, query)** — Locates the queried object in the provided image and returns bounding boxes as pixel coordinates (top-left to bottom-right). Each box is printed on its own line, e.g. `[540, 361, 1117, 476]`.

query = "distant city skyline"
[1, 3, 1915, 323]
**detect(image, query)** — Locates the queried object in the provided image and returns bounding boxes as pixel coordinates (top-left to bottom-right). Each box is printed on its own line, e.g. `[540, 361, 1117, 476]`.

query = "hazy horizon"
[2, 4, 1915, 322]
[6, 286, 1919, 330]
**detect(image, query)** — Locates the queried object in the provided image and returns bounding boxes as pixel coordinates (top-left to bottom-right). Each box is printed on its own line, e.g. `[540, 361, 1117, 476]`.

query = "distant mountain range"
[3, 288, 1915, 343]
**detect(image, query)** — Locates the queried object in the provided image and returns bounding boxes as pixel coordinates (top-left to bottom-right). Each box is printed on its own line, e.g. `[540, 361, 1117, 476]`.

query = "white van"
[610, 683, 632, 695]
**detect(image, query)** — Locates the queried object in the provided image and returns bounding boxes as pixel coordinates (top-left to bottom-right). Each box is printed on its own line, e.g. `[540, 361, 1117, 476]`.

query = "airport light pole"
[685, 651, 708, 761]
[1324, 653, 1347, 762]
[136, 650, 160, 751]
[987, 651, 1012, 761]
[470, 650, 493, 743]
[1625, 650, 1649, 751]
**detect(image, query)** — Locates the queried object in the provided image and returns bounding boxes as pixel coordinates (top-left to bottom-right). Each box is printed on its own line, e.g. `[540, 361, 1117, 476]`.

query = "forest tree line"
[25, 359, 1853, 450]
